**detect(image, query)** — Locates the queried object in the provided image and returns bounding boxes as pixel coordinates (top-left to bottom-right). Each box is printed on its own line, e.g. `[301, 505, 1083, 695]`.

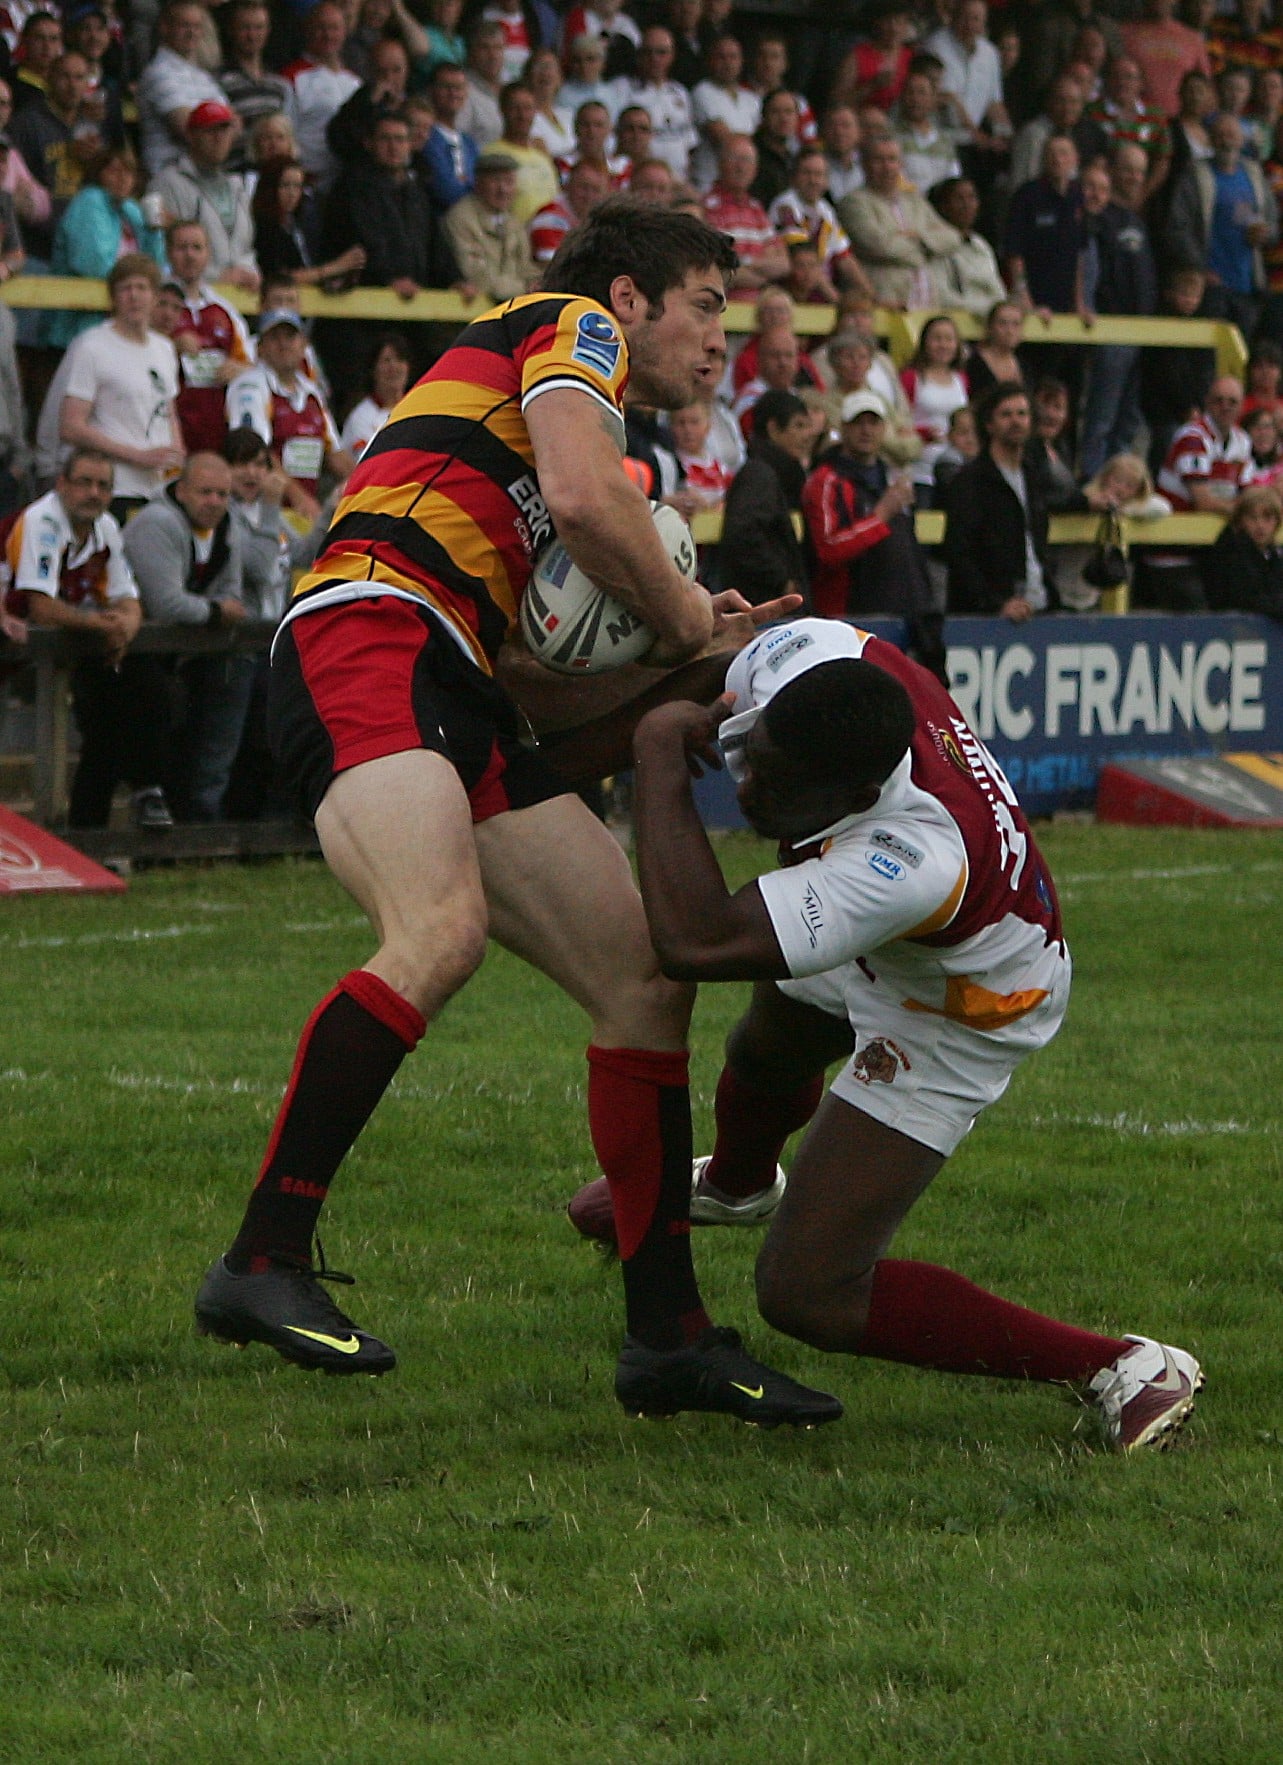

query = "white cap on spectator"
[718, 620, 865, 780]
[840, 390, 886, 423]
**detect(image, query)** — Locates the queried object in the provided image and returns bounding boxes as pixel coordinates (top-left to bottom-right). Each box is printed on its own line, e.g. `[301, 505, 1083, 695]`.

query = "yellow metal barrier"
[887, 307, 1247, 380]
[3, 277, 1246, 371]
[690, 508, 1228, 546]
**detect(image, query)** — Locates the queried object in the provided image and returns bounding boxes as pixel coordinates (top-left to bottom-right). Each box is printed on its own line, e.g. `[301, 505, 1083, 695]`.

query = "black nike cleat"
[194, 1254, 396, 1375]
[615, 1325, 842, 1428]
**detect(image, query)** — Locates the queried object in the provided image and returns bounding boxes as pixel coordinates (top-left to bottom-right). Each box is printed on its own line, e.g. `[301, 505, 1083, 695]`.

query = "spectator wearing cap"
[137, 0, 231, 177]
[226, 308, 354, 524]
[444, 146, 538, 301]
[148, 98, 258, 289]
[719, 387, 814, 608]
[801, 389, 942, 664]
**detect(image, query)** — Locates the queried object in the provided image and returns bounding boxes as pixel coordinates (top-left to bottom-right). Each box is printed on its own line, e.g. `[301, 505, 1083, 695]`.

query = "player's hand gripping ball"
[520, 503, 698, 673]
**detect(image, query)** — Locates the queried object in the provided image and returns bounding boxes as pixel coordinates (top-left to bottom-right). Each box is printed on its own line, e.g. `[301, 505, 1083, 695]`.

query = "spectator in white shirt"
[281, 1, 362, 190]
[821, 104, 864, 203]
[559, 34, 619, 124]
[611, 26, 698, 180]
[690, 33, 761, 191]
[925, 0, 1009, 139]
[458, 19, 505, 149]
[138, 0, 233, 177]
[58, 254, 184, 517]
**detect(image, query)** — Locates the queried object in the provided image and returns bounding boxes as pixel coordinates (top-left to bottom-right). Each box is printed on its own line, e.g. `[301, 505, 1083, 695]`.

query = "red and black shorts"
[267, 594, 571, 823]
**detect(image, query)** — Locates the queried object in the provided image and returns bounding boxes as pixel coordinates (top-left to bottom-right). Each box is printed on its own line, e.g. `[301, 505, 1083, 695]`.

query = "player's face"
[736, 722, 852, 842]
[624, 268, 728, 409]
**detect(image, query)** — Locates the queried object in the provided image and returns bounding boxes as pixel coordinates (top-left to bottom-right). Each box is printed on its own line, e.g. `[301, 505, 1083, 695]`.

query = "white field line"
[0, 914, 367, 951]
[0, 1064, 1269, 1138]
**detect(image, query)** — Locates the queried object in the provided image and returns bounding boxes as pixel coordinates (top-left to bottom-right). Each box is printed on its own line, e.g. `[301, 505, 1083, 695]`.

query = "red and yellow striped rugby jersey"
[291, 292, 631, 669]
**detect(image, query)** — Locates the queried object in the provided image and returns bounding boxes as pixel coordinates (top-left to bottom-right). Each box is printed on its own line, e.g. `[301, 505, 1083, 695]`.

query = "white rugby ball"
[520, 503, 698, 674]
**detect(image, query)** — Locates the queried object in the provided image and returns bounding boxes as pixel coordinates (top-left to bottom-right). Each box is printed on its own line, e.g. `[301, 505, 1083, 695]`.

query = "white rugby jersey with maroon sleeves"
[722, 622, 1068, 1035]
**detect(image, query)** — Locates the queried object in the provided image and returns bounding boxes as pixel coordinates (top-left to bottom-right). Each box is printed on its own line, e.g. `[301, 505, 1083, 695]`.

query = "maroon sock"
[226, 970, 425, 1272]
[587, 1044, 710, 1351]
[702, 1066, 825, 1199]
[859, 1259, 1128, 1383]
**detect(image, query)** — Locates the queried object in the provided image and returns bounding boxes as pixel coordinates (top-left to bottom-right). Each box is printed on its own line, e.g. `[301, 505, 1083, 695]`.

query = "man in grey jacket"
[148, 99, 259, 289]
[123, 451, 272, 819]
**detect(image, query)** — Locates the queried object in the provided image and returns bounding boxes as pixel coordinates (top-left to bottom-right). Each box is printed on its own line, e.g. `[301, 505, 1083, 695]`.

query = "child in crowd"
[1060, 453, 1171, 611]
[931, 403, 979, 503]
[1200, 484, 1283, 620]
[1242, 340, 1283, 417]
[1244, 405, 1283, 485]
[668, 401, 734, 508]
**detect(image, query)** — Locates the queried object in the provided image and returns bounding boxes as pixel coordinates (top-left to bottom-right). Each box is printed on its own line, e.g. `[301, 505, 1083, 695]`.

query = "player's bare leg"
[476, 796, 842, 1426]
[753, 1094, 1200, 1447]
[196, 751, 489, 1374]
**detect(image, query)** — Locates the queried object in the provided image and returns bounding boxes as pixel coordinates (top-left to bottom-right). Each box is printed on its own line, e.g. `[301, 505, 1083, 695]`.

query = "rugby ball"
[520, 503, 698, 674]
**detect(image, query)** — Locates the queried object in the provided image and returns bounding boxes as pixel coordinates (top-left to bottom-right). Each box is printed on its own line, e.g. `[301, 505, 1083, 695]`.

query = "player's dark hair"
[762, 660, 915, 792]
[541, 195, 738, 312]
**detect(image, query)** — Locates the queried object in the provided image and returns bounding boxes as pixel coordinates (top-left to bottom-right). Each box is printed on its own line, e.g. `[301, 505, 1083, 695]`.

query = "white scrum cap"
[719, 619, 866, 781]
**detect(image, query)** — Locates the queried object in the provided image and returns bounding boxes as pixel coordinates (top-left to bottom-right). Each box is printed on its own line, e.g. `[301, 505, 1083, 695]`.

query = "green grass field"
[1, 823, 1282, 1763]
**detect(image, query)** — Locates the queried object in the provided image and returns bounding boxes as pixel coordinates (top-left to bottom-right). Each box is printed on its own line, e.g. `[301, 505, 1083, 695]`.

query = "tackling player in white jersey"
[571, 619, 1203, 1451]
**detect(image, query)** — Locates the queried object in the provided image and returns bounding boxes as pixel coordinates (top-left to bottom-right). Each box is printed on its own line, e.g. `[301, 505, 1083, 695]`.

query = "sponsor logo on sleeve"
[866, 850, 905, 881]
[571, 310, 622, 377]
[800, 881, 824, 947]
[870, 828, 923, 869]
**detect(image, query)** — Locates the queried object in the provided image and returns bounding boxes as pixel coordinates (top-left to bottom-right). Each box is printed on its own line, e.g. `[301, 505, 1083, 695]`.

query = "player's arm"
[525, 387, 714, 666]
[633, 697, 789, 982]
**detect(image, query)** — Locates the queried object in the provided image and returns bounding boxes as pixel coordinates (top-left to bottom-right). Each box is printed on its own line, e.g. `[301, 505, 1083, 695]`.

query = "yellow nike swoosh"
[730, 1381, 764, 1399]
[284, 1326, 361, 1354]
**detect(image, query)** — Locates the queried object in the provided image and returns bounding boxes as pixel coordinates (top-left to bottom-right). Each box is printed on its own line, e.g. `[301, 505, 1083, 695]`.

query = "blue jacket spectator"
[43, 145, 166, 348]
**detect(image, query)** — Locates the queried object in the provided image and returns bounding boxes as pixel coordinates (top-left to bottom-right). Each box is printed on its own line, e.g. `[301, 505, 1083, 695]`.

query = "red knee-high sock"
[227, 970, 426, 1272]
[702, 1065, 825, 1198]
[587, 1044, 711, 1351]
[859, 1259, 1129, 1383]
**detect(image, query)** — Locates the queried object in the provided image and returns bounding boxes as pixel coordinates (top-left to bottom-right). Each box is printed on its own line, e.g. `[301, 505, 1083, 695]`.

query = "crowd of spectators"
[2, 0, 1283, 827]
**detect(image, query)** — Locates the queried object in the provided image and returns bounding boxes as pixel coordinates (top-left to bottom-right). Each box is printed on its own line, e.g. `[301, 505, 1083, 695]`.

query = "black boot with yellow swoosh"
[616, 1326, 842, 1428]
[194, 1251, 396, 1375]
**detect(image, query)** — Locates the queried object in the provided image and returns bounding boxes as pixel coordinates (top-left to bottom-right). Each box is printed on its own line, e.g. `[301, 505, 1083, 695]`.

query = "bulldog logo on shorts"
[850, 1038, 911, 1085]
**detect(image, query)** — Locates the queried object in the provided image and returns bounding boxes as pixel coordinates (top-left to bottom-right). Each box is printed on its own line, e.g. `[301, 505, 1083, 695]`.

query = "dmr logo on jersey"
[949, 635, 1267, 744]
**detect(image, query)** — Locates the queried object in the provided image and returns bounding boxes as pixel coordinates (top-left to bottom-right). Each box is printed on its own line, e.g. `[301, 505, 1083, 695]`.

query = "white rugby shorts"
[777, 954, 1071, 1157]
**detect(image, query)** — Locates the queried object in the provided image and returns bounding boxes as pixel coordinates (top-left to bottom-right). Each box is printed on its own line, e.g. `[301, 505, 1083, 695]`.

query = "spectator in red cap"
[148, 98, 259, 288]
